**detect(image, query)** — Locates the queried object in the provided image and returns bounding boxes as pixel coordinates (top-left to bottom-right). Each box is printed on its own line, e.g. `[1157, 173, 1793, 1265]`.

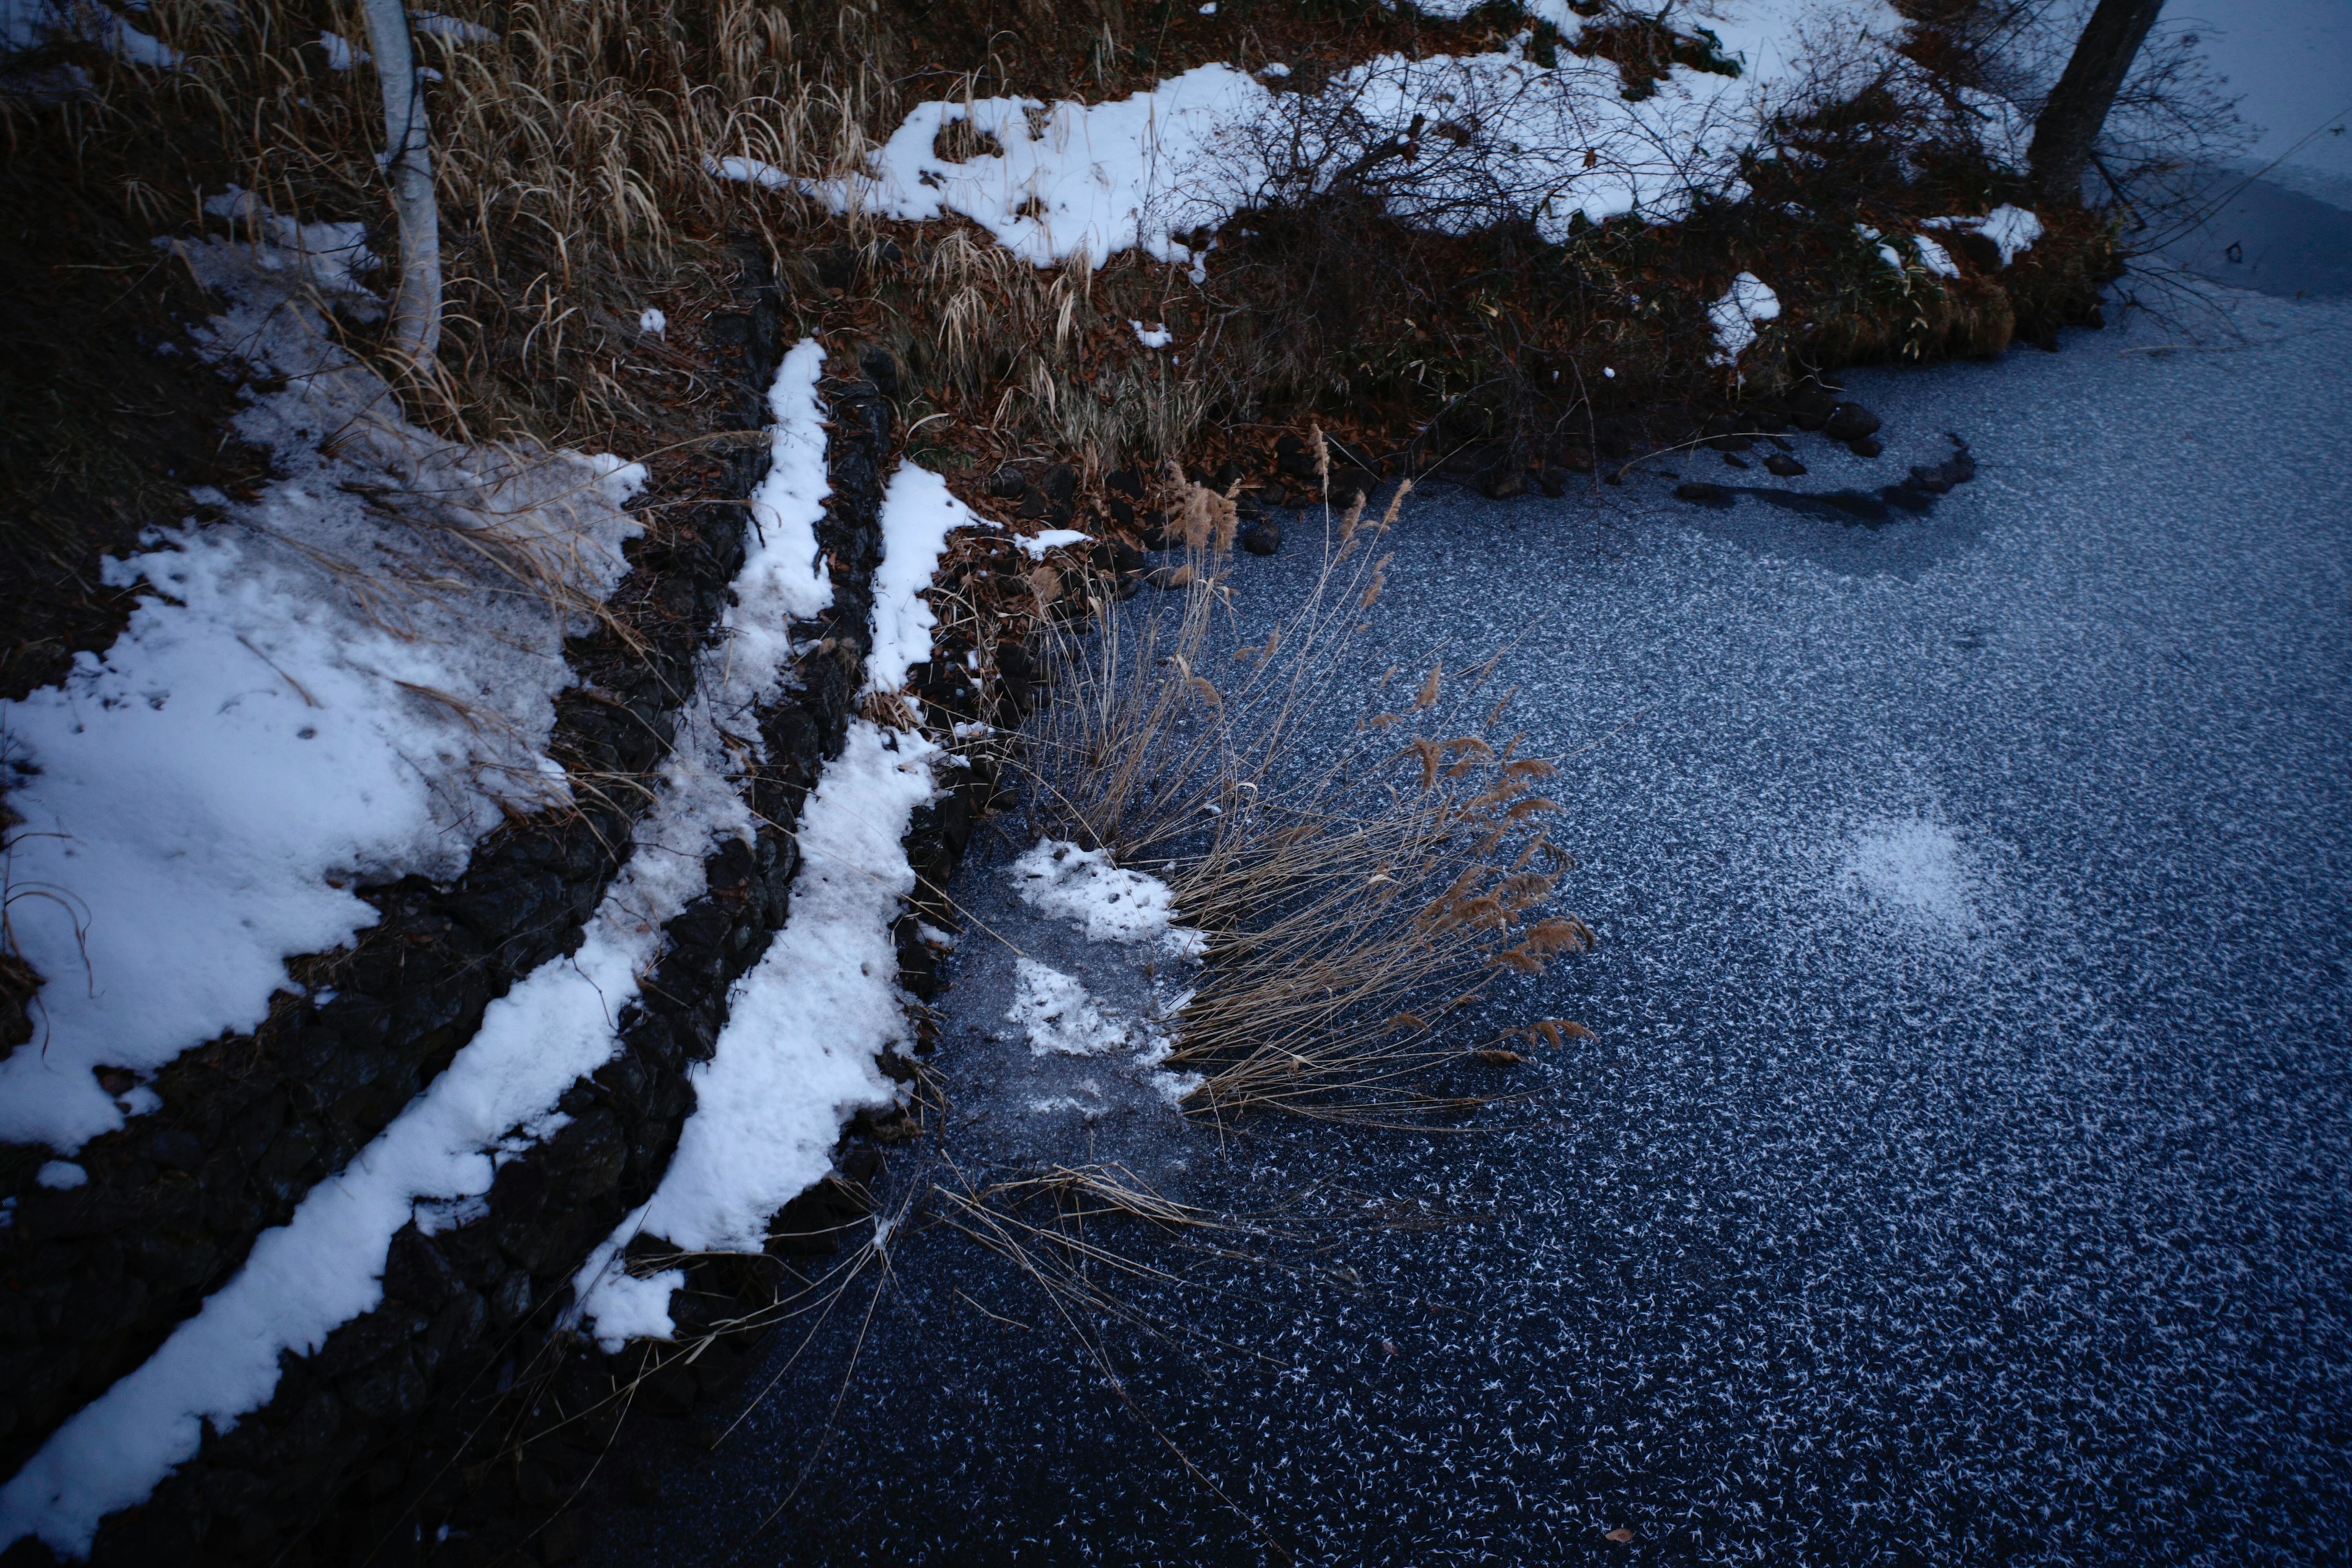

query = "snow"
[318, 29, 364, 70]
[32, 1163, 85, 1191]
[1911, 232, 1960, 278]
[1706, 271, 1781, 365]
[865, 462, 989, 695]
[1131, 320, 1174, 349]
[0, 0, 178, 64]
[769, 2, 1940, 267]
[638, 307, 667, 336]
[0, 214, 643, 1155]
[0, 342, 840, 1556]
[571, 721, 940, 1345]
[1017, 529, 1092, 560]
[1009, 839, 1208, 957]
[1926, 204, 2043, 265]
[0, 739, 749, 1558]
[731, 338, 834, 696]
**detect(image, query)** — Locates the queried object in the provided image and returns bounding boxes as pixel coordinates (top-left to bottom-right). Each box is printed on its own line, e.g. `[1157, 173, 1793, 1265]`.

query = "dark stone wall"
[0, 310, 1028, 1568]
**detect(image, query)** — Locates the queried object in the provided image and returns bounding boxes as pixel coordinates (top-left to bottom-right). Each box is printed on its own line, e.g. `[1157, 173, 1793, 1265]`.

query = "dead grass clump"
[1011, 477, 1591, 1118]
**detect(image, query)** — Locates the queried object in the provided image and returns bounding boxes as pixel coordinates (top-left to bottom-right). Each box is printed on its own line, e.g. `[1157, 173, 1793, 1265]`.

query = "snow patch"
[1011, 839, 1208, 956]
[1131, 320, 1173, 349]
[729, 337, 833, 696]
[769, 3, 1932, 270]
[866, 462, 989, 695]
[1926, 204, 2043, 266]
[1017, 529, 1091, 560]
[1706, 271, 1781, 366]
[1009, 959, 1138, 1057]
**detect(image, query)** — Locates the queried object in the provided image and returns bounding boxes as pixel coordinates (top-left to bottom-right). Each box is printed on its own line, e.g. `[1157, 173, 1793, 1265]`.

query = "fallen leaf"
[1605, 1528, 1635, 1544]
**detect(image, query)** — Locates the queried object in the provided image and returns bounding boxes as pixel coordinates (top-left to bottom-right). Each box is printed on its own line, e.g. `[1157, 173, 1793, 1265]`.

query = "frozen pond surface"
[584, 285, 2352, 1563]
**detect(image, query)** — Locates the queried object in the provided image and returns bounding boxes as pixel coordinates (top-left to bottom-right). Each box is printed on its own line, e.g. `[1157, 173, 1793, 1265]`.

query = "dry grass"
[1011, 461, 1593, 1120]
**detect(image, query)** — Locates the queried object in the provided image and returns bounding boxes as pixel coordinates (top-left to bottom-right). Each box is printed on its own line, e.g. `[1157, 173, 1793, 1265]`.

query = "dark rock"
[1823, 402, 1882, 442]
[1240, 522, 1281, 556]
[1703, 415, 1754, 452]
[1212, 460, 1244, 490]
[1907, 443, 1976, 492]
[1332, 467, 1379, 503]
[1881, 484, 1936, 513]
[540, 1513, 589, 1562]
[986, 467, 1027, 500]
[1559, 447, 1595, 473]
[1039, 464, 1077, 502]
[134, 1128, 205, 1172]
[1847, 436, 1883, 459]
[1106, 466, 1145, 499]
[1721, 453, 1750, 470]
[1108, 540, 1147, 573]
[487, 1270, 534, 1329]
[856, 348, 900, 398]
[339, 1348, 426, 1422]
[1016, 488, 1049, 521]
[1479, 468, 1528, 500]
[1536, 468, 1569, 497]
[1674, 481, 1730, 503]
[1763, 454, 1807, 478]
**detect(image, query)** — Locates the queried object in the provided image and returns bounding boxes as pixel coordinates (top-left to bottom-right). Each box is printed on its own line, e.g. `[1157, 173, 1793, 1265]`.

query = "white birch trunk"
[358, 0, 442, 371]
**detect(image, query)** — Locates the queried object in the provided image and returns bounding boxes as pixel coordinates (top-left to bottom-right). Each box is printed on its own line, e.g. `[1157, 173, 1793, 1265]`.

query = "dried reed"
[1011, 476, 1592, 1120]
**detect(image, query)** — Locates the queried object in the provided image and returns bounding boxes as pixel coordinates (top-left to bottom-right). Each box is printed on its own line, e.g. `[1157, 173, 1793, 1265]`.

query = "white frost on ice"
[0, 341, 843, 1559]
[571, 721, 940, 1347]
[866, 462, 989, 695]
[0, 212, 643, 1155]
[1011, 839, 1208, 956]
[1841, 818, 1978, 934]
[1005, 840, 1205, 1110]
[1706, 271, 1780, 365]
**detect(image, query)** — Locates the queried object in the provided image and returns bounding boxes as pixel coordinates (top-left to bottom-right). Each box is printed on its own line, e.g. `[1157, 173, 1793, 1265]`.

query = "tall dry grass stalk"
[1013, 473, 1592, 1120]
[35, 0, 905, 443]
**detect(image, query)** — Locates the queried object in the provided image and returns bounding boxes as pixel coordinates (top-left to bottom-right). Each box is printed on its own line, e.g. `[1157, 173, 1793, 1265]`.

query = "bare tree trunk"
[359, 0, 442, 372]
[2027, 0, 2165, 204]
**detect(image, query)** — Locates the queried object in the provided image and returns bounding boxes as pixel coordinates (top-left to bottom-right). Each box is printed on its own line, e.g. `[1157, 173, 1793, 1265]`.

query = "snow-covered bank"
[744, 0, 1988, 270]
[0, 213, 643, 1154]
[0, 339, 839, 1558]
